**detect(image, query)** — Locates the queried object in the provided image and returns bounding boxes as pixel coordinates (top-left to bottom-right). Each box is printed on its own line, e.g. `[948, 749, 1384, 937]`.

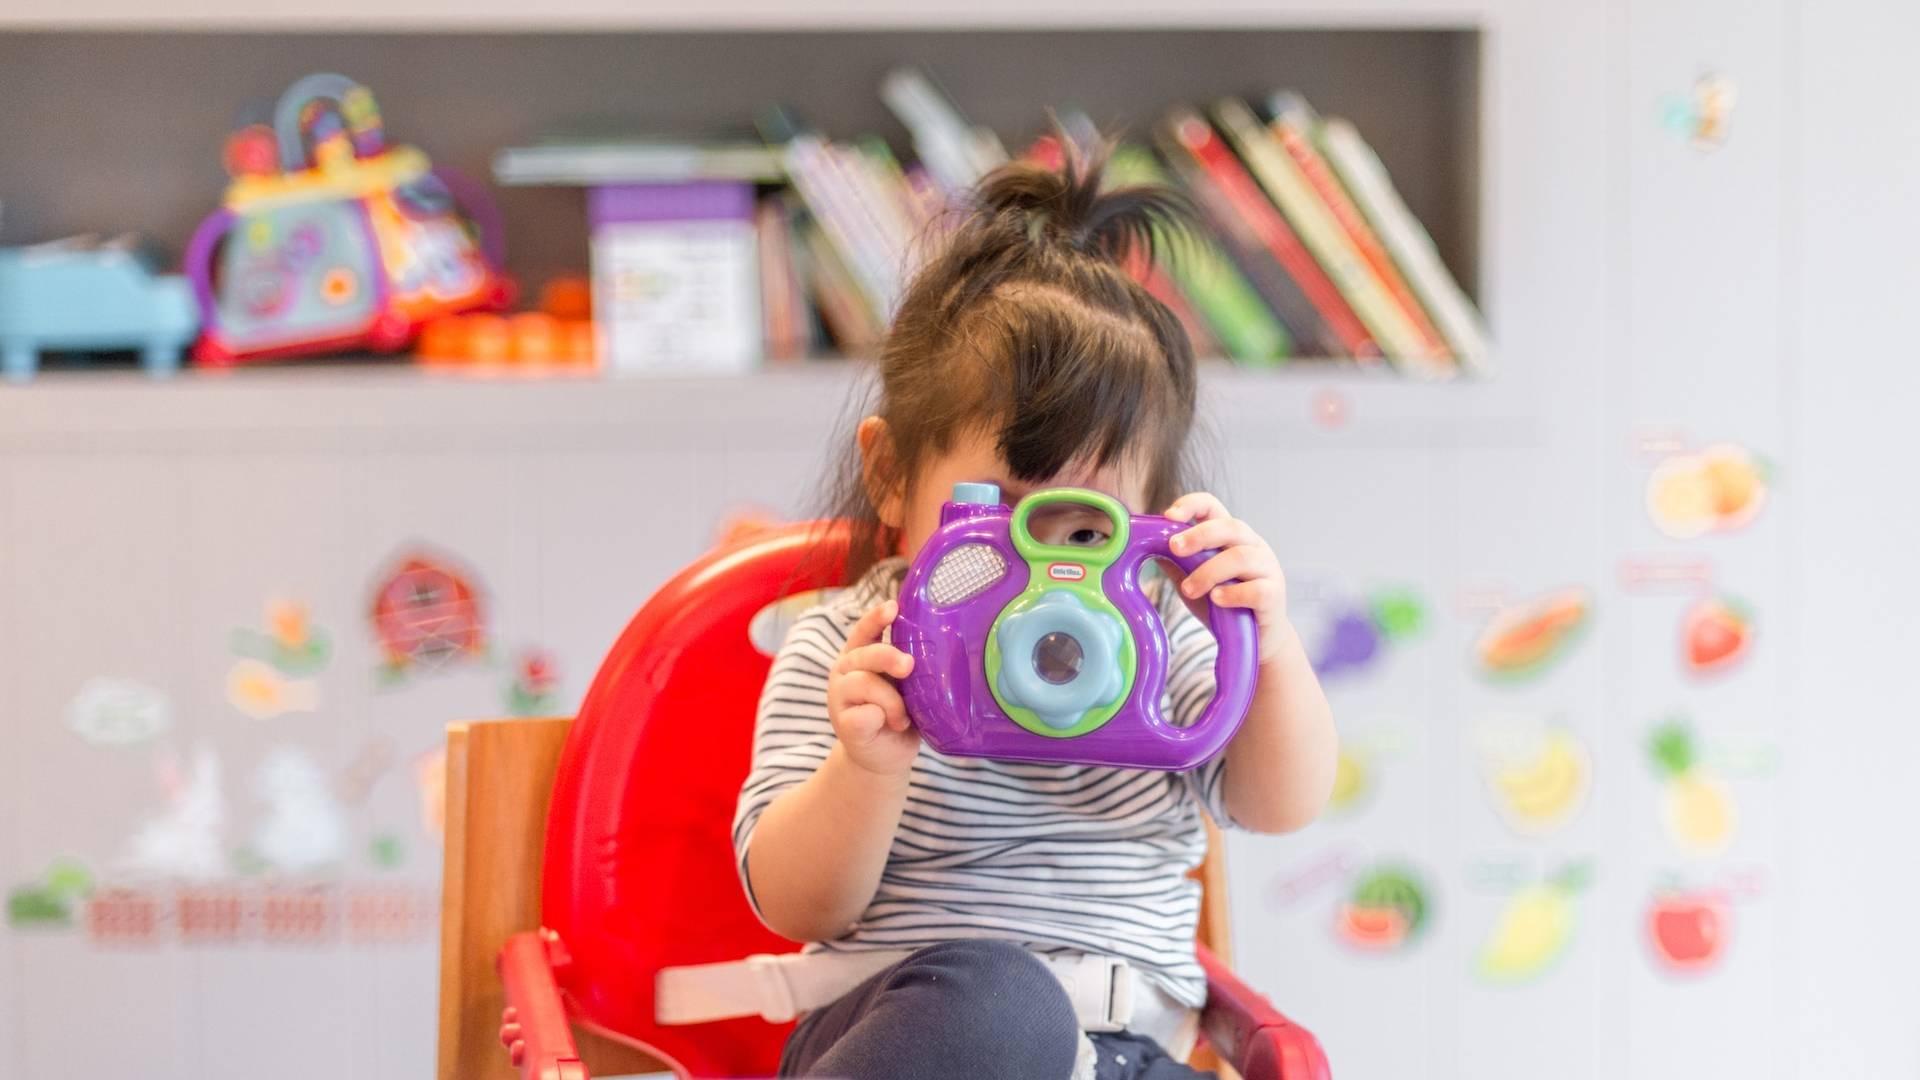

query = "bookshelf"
[0, 16, 1514, 423]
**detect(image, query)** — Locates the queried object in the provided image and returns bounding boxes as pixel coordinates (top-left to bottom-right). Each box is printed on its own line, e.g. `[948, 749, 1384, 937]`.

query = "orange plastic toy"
[418, 276, 597, 368]
[484, 523, 1330, 1079]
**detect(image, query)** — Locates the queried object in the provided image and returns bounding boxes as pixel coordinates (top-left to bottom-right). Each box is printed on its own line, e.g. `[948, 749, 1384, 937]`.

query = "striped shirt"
[732, 557, 1233, 1007]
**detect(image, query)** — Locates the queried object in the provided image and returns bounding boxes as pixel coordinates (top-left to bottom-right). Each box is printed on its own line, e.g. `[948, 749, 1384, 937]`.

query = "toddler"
[733, 143, 1337, 1080]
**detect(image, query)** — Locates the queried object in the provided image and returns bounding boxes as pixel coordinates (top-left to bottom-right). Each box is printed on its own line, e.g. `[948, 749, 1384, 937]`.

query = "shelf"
[0, 27, 1483, 308]
[0, 0, 1489, 31]
[0, 362, 1535, 453]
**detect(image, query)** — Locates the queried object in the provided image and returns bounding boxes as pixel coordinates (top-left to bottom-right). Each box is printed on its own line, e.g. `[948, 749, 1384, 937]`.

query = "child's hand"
[1164, 493, 1293, 665]
[828, 600, 921, 776]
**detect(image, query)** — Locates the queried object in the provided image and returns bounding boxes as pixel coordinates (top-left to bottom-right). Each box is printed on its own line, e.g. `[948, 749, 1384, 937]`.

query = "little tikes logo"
[1048, 563, 1086, 582]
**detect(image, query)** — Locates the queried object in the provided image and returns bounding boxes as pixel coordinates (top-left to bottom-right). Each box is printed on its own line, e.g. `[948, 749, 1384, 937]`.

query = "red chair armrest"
[1196, 944, 1330, 1080]
[498, 930, 590, 1080]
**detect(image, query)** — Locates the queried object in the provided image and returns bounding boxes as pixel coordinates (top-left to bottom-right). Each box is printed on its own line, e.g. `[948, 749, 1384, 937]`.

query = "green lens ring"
[1009, 488, 1130, 567]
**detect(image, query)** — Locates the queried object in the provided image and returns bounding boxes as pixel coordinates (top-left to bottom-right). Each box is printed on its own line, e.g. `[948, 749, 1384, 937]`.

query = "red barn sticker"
[368, 549, 489, 681]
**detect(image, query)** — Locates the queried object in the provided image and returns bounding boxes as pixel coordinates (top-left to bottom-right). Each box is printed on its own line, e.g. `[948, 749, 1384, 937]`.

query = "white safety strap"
[656, 949, 1142, 1033]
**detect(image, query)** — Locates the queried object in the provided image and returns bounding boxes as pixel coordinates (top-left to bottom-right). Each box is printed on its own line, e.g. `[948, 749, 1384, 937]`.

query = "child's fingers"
[1163, 492, 1230, 524]
[843, 599, 898, 652]
[1207, 578, 1282, 612]
[836, 642, 915, 679]
[1179, 546, 1263, 600]
[837, 701, 888, 736]
[832, 672, 911, 735]
[1169, 516, 1257, 557]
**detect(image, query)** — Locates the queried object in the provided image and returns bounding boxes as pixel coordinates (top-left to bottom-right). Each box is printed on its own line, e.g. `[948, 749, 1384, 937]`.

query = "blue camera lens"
[1033, 632, 1083, 685]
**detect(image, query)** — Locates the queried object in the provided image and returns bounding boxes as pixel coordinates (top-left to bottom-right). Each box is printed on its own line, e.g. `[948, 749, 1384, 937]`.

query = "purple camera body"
[892, 484, 1259, 771]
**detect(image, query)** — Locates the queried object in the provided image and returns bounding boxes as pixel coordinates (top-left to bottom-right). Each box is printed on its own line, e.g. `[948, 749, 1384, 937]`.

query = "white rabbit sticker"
[250, 746, 349, 876]
[120, 745, 227, 881]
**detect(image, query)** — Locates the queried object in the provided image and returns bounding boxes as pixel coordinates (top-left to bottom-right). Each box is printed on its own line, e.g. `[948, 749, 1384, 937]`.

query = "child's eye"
[1067, 528, 1111, 546]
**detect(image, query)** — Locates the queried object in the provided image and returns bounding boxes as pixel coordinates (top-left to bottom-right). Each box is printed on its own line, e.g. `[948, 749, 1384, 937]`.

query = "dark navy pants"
[780, 939, 1213, 1080]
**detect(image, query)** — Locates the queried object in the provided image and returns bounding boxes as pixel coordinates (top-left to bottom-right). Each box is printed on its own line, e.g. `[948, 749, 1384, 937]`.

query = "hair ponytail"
[972, 138, 1193, 267]
[818, 130, 1206, 580]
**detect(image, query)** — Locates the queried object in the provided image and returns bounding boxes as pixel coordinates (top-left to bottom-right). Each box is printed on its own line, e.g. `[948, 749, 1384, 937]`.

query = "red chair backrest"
[541, 523, 850, 1078]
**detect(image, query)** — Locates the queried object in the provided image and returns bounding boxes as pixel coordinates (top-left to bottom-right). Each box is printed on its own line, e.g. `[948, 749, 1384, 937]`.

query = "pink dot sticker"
[1312, 388, 1350, 429]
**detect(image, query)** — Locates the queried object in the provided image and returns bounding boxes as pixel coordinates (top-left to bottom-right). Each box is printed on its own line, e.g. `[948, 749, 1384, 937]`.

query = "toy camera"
[185, 73, 512, 364]
[893, 484, 1258, 771]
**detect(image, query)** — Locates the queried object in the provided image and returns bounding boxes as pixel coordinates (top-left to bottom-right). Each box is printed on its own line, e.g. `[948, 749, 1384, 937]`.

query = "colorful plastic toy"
[185, 73, 512, 365]
[0, 239, 198, 380]
[416, 278, 597, 368]
[894, 484, 1259, 770]
[470, 521, 1328, 1080]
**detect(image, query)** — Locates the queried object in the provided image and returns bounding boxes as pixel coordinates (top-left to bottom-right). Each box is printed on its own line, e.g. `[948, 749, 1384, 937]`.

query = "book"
[1106, 145, 1290, 366]
[1265, 92, 1454, 371]
[588, 182, 763, 374]
[756, 197, 810, 361]
[1158, 109, 1366, 359]
[1212, 97, 1436, 373]
[881, 67, 1009, 194]
[794, 215, 883, 351]
[493, 139, 784, 186]
[1317, 116, 1491, 372]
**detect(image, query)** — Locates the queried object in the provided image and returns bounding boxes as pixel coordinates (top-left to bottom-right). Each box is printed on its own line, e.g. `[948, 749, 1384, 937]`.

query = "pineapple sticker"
[1477, 862, 1590, 984]
[1647, 717, 1736, 855]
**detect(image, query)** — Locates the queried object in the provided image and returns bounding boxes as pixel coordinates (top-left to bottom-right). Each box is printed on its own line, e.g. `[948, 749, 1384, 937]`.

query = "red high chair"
[436, 522, 1330, 1080]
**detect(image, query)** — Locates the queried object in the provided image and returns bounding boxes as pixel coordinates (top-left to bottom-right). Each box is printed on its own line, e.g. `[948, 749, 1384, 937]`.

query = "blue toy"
[0, 239, 199, 381]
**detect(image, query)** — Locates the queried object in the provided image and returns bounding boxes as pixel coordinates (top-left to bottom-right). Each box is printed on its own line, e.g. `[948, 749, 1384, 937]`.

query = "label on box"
[591, 219, 761, 374]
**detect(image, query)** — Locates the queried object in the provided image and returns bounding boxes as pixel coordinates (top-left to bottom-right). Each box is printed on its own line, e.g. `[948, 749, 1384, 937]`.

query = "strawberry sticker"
[1682, 595, 1753, 677]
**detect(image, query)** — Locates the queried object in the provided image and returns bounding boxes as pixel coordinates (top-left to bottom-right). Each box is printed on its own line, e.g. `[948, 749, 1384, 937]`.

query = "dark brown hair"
[822, 138, 1204, 578]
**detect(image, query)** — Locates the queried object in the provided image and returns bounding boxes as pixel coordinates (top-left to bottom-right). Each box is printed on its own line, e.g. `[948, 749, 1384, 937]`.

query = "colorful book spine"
[795, 217, 883, 351]
[1124, 247, 1225, 361]
[779, 132, 900, 319]
[1212, 97, 1434, 372]
[1317, 117, 1490, 372]
[1154, 120, 1337, 358]
[1107, 146, 1290, 365]
[1266, 92, 1454, 371]
[1161, 109, 1375, 359]
[756, 197, 808, 361]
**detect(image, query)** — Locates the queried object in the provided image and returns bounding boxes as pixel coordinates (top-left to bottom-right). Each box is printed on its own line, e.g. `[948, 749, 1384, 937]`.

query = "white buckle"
[1053, 953, 1132, 1032]
[746, 953, 798, 1023]
[1101, 955, 1134, 1030]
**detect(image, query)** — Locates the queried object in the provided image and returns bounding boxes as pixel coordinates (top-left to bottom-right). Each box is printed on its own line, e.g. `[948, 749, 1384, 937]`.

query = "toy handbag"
[893, 484, 1259, 771]
[186, 73, 512, 364]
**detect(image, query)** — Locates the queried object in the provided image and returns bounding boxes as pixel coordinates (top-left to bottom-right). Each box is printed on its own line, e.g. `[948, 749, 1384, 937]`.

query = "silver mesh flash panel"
[926, 543, 1008, 606]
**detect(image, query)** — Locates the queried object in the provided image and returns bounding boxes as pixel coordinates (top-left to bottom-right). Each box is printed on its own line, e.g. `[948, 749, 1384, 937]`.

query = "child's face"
[889, 425, 1150, 562]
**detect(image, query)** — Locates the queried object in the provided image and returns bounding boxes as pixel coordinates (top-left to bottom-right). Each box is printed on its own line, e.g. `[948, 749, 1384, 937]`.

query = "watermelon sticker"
[1334, 864, 1430, 953]
[1474, 587, 1592, 681]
